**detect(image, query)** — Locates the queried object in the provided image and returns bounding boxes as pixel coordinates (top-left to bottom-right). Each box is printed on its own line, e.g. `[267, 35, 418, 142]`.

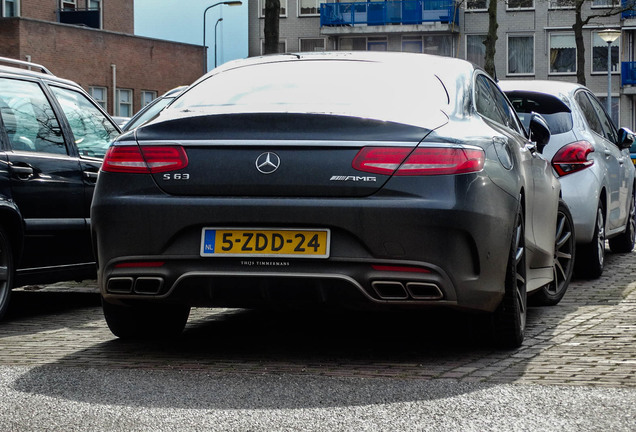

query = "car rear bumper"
[92, 172, 519, 313]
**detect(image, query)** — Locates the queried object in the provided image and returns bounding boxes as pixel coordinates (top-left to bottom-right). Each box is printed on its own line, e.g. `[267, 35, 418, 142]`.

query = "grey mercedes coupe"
[91, 52, 571, 348]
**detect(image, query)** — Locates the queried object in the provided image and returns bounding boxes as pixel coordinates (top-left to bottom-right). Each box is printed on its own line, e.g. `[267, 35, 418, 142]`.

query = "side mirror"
[618, 127, 635, 150]
[528, 112, 551, 153]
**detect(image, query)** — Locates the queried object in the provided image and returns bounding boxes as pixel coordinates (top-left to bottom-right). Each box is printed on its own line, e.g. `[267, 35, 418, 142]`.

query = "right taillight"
[102, 145, 188, 173]
[551, 141, 594, 177]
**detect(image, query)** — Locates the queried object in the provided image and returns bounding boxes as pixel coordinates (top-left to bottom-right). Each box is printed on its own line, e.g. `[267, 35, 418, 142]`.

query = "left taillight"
[102, 145, 189, 173]
[352, 146, 485, 176]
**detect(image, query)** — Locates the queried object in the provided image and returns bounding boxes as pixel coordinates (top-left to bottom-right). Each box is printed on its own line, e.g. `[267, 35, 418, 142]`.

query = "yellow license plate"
[200, 228, 330, 258]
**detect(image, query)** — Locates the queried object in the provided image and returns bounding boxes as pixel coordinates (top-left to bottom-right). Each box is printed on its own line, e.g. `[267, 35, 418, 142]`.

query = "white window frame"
[591, 30, 621, 75]
[298, 0, 319, 16]
[507, 34, 535, 76]
[2, 0, 19, 17]
[89, 86, 107, 110]
[88, 0, 103, 28]
[549, 33, 577, 75]
[141, 91, 157, 108]
[299, 38, 326, 52]
[549, 0, 575, 9]
[258, 0, 287, 18]
[60, 0, 76, 10]
[466, 0, 488, 11]
[116, 88, 133, 117]
[506, 0, 534, 10]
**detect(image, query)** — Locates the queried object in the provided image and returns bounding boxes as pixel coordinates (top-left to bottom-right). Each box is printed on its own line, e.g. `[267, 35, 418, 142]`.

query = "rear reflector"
[372, 265, 431, 273]
[551, 141, 594, 177]
[102, 145, 188, 173]
[114, 261, 165, 268]
[353, 147, 485, 176]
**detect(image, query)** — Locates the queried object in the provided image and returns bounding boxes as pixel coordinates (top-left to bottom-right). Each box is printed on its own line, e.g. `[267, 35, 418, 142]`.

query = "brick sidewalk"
[1, 250, 635, 387]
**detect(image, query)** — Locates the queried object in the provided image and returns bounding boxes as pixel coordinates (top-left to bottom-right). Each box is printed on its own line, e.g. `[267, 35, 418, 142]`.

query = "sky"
[134, 0, 248, 73]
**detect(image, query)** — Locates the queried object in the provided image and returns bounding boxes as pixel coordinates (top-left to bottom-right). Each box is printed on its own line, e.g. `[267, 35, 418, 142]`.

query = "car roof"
[0, 64, 82, 88]
[498, 79, 584, 97]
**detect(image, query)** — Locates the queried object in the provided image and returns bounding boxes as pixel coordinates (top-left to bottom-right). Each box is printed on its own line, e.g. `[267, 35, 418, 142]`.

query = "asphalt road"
[1, 248, 635, 431]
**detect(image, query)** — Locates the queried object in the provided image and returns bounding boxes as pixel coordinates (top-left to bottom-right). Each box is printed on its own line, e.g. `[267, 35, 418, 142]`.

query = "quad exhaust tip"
[372, 281, 443, 301]
[106, 276, 164, 295]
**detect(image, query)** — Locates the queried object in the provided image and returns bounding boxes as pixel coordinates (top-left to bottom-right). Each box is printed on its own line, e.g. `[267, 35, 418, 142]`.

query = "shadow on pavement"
[7, 250, 636, 409]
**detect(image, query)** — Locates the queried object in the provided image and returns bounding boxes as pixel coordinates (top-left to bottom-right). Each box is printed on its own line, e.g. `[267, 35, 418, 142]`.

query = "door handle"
[9, 164, 34, 178]
[83, 171, 98, 181]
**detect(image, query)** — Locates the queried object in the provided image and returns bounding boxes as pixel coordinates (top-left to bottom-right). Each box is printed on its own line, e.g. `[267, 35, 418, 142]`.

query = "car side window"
[50, 86, 120, 159]
[575, 91, 604, 138]
[474, 75, 523, 135]
[585, 92, 619, 144]
[0, 78, 67, 155]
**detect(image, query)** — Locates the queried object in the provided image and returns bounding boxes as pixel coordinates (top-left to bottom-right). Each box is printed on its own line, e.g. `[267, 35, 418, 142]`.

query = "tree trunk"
[264, 0, 280, 55]
[483, 0, 498, 78]
[573, 0, 586, 86]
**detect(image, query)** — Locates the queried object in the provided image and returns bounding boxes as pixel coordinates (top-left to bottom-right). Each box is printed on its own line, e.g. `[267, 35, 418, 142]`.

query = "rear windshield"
[505, 91, 574, 135]
[168, 59, 449, 128]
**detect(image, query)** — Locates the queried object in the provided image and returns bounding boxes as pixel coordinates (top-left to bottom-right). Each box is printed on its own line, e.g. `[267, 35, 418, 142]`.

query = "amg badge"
[330, 176, 377, 182]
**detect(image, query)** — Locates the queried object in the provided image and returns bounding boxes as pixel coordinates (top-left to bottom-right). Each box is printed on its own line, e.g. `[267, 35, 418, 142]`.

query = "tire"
[102, 299, 190, 340]
[493, 206, 527, 348]
[575, 203, 605, 279]
[609, 192, 636, 253]
[531, 200, 575, 306]
[0, 226, 14, 321]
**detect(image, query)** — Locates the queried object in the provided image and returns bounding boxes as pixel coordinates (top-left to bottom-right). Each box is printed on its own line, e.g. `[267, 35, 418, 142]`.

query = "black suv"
[0, 57, 120, 320]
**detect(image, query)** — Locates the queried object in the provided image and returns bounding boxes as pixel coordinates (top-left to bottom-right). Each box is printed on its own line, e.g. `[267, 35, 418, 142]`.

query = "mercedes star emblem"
[255, 152, 281, 174]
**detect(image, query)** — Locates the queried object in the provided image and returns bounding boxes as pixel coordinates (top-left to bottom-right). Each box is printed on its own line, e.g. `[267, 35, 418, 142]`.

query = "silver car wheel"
[595, 207, 605, 268]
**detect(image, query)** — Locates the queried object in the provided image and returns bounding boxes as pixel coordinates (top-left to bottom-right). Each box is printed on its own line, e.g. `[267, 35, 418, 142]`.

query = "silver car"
[501, 80, 636, 279]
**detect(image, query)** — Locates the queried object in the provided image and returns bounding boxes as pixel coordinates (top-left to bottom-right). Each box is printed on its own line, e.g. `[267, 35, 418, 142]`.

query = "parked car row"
[1, 53, 634, 349]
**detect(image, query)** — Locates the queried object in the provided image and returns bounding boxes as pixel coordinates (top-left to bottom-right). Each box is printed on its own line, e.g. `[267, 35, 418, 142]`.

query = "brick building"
[0, 0, 204, 117]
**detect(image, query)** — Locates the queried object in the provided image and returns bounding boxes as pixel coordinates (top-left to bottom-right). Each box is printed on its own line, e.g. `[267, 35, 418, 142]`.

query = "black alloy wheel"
[575, 202, 605, 279]
[532, 200, 575, 306]
[609, 192, 636, 253]
[493, 206, 527, 348]
[0, 226, 14, 321]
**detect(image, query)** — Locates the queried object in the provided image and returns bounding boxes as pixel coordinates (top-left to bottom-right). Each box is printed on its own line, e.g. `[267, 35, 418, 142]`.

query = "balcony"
[57, 8, 101, 29]
[622, 62, 636, 87]
[320, 0, 459, 28]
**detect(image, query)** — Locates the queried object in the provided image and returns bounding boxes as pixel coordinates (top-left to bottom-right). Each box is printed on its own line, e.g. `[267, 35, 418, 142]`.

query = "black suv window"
[0, 78, 67, 155]
[51, 85, 119, 159]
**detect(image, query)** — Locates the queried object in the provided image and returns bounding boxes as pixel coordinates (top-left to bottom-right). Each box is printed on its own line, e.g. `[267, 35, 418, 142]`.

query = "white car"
[501, 80, 636, 278]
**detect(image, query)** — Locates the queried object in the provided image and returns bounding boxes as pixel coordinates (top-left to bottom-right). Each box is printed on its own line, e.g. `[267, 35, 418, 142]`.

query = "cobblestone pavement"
[1, 249, 635, 388]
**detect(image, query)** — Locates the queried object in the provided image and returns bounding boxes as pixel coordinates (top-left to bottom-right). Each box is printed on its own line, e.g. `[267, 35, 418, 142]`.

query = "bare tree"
[483, 0, 498, 77]
[571, 0, 636, 85]
[263, 0, 280, 55]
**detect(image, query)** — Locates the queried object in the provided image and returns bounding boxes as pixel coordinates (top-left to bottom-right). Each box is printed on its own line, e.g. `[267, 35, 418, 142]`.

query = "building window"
[299, 0, 319, 16]
[88, 0, 101, 9]
[300, 38, 325, 52]
[507, 35, 534, 75]
[549, 33, 576, 74]
[402, 36, 423, 53]
[339, 37, 366, 51]
[466, 34, 486, 69]
[466, 0, 488, 10]
[116, 89, 132, 117]
[141, 91, 157, 108]
[2, 0, 19, 16]
[592, 0, 620, 7]
[259, 0, 287, 17]
[89, 86, 107, 110]
[549, 0, 575, 8]
[367, 37, 387, 51]
[592, 31, 620, 73]
[507, 0, 534, 9]
[60, 0, 76, 10]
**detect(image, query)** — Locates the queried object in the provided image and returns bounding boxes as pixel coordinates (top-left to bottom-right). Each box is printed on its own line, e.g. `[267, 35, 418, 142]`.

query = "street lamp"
[214, 18, 223, 69]
[598, 29, 621, 117]
[203, 1, 242, 74]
